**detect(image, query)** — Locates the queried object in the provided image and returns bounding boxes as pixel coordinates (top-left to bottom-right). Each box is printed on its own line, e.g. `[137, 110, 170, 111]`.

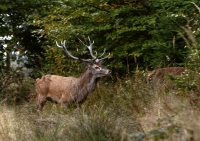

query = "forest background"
[1, 0, 200, 77]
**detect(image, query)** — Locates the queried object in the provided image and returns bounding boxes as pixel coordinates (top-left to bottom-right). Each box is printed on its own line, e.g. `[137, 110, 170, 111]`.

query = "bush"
[0, 71, 35, 105]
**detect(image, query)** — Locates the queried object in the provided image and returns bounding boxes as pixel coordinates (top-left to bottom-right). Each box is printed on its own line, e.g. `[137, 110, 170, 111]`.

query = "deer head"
[56, 36, 111, 77]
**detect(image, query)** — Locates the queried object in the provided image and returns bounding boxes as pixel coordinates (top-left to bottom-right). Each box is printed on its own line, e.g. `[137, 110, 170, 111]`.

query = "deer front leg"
[37, 95, 47, 114]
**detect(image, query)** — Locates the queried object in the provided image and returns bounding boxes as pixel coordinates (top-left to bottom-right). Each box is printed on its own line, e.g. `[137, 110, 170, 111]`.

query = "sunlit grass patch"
[0, 105, 34, 141]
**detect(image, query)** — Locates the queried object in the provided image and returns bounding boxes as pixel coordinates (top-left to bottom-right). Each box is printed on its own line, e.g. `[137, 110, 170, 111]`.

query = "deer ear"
[82, 61, 93, 67]
[95, 60, 103, 65]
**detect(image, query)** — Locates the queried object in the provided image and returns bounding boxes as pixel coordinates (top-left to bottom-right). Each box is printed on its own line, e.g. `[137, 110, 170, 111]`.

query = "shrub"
[0, 71, 35, 105]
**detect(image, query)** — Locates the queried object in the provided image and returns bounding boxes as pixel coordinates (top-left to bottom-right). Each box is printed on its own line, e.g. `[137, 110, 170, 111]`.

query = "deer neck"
[78, 69, 98, 94]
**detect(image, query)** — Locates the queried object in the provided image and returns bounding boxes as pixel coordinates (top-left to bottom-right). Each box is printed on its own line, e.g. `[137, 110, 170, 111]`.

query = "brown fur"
[36, 62, 111, 113]
[146, 67, 190, 85]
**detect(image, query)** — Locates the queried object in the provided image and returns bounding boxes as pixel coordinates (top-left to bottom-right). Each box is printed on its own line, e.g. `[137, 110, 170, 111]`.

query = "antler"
[78, 36, 96, 59]
[56, 40, 79, 60]
[78, 36, 110, 62]
[56, 37, 110, 62]
[96, 48, 110, 62]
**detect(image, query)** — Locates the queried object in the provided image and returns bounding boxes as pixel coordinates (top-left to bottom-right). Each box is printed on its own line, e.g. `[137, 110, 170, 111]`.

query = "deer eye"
[95, 66, 99, 69]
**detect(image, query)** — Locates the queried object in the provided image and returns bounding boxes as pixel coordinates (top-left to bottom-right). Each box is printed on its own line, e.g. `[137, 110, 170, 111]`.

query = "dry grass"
[0, 74, 200, 141]
[0, 105, 34, 141]
[139, 89, 200, 140]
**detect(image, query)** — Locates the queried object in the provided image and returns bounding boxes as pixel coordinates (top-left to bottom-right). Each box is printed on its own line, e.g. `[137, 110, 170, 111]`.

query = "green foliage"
[1, 0, 200, 76]
[26, 0, 200, 76]
[171, 70, 196, 91]
[41, 46, 82, 76]
[0, 0, 54, 77]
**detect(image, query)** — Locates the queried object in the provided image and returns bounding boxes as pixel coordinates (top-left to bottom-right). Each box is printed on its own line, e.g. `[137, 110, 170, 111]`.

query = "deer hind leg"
[58, 98, 69, 109]
[36, 94, 47, 113]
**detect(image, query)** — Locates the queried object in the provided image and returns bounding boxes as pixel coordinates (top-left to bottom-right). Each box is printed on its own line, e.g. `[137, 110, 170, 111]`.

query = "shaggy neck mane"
[72, 69, 98, 104]
[78, 69, 98, 94]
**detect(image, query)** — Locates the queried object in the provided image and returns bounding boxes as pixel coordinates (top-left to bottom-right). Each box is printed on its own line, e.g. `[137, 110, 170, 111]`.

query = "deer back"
[36, 75, 79, 102]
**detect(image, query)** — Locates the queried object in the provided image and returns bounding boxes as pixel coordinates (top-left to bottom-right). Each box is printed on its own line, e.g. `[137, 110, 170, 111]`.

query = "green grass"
[0, 74, 200, 141]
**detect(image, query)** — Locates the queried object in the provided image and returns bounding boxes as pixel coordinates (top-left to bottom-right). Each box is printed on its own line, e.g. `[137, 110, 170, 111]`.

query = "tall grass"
[0, 73, 200, 141]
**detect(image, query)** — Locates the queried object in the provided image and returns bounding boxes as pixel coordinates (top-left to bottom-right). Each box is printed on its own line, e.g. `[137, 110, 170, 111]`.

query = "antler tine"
[56, 40, 79, 60]
[96, 52, 110, 62]
[97, 48, 106, 58]
[56, 41, 62, 48]
[86, 36, 111, 61]
[78, 37, 96, 59]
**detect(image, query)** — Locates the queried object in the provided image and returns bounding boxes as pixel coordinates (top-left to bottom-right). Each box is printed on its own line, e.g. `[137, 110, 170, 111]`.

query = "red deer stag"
[36, 37, 111, 113]
[146, 67, 190, 86]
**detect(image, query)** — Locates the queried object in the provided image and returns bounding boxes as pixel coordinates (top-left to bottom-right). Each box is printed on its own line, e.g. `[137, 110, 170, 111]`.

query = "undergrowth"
[0, 73, 200, 141]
